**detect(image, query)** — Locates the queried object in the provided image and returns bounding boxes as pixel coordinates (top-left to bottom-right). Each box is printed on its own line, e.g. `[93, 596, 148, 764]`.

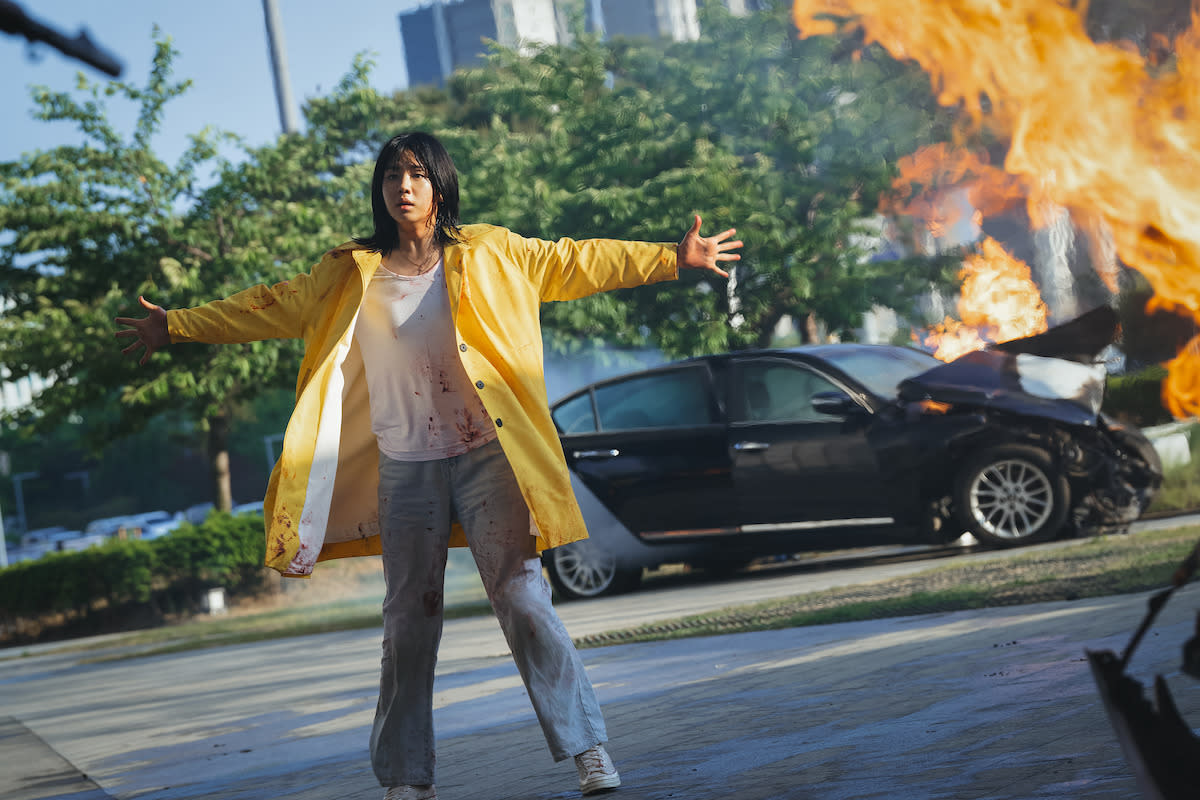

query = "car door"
[555, 363, 740, 539]
[729, 356, 892, 529]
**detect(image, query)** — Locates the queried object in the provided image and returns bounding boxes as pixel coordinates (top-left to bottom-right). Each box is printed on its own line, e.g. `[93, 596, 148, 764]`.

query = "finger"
[689, 214, 702, 235]
[716, 253, 742, 262]
[708, 264, 730, 278]
[711, 227, 737, 242]
[120, 340, 144, 356]
[138, 295, 159, 311]
[716, 239, 743, 251]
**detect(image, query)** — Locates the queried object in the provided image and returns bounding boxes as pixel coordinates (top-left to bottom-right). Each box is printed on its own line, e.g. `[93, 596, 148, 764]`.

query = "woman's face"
[381, 151, 438, 231]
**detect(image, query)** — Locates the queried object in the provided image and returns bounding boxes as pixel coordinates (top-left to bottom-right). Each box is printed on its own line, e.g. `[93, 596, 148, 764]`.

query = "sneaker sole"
[581, 773, 621, 794]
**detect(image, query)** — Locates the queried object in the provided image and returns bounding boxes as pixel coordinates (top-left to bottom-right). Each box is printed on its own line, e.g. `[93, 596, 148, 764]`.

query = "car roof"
[551, 343, 927, 404]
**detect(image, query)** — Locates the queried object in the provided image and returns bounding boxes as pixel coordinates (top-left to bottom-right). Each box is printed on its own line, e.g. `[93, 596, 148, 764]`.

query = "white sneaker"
[574, 744, 621, 795]
[383, 785, 437, 800]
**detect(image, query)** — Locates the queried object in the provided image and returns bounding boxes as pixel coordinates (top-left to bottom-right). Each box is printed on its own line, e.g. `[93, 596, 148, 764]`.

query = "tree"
[0, 38, 342, 513]
[441, 1, 960, 355]
[1, 7, 966, 515]
[290, 2, 962, 359]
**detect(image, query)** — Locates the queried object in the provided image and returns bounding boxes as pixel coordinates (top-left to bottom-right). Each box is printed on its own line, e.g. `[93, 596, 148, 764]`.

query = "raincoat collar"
[348, 233, 472, 315]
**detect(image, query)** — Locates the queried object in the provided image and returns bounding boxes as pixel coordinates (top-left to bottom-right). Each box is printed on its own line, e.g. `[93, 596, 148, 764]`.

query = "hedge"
[1103, 365, 1174, 427]
[0, 512, 267, 643]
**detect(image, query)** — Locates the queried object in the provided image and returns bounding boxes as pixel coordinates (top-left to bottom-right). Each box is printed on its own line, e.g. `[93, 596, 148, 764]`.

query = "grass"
[1146, 420, 1200, 514]
[9, 523, 1199, 662]
[573, 525, 1200, 648]
[1150, 461, 1200, 513]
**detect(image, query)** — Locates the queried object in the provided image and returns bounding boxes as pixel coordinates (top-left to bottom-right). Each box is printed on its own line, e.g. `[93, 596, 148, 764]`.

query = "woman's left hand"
[676, 214, 742, 278]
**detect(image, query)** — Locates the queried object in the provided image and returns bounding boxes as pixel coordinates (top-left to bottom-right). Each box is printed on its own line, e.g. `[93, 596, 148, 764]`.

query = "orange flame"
[795, 0, 1200, 415]
[883, 143, 1046, 236]
[887, 144, 1051, 359]
[922, 237, 1049, 361]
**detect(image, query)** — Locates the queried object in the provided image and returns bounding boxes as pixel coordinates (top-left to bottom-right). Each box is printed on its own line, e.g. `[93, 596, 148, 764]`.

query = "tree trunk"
[755, 310, 783, 349]
[804, 312, 821, 344]
[207, 412, 233, 512]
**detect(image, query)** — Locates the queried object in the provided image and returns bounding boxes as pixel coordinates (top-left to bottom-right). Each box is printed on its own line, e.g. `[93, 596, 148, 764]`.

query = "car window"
[738, 361, 842, 422]
[594, 366, 715, 430]
[553, 393, 597, 434]
[815, 347, 940, 398]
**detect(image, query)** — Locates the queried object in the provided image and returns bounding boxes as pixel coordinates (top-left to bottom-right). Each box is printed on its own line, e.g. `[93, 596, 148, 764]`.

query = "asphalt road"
[3, 513, 1199, 800]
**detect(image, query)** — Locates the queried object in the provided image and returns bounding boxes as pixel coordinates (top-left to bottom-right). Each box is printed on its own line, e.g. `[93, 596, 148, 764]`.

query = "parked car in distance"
[231, 500, 264, 517]
[19, 526, 72, 547]
[544, 308, 1162, 599]
[184, 503, 215, 525]
[141, 512, 186, 541]
[84, 514, 134, 538]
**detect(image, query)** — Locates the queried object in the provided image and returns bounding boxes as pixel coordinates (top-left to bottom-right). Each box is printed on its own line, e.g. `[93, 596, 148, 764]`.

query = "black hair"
[354, 132, 462, 253]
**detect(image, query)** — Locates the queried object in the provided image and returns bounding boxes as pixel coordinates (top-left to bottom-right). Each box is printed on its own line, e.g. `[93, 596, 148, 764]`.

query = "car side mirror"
[811, 390, 862, 416]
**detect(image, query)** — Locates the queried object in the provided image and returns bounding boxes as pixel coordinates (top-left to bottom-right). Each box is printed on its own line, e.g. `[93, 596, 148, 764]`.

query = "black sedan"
[544, 310, 1162, 599]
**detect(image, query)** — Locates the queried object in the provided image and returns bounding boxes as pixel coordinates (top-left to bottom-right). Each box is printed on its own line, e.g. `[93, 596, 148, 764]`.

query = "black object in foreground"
[0, 0, 122, 77]
[1088, 539, 1200, 799]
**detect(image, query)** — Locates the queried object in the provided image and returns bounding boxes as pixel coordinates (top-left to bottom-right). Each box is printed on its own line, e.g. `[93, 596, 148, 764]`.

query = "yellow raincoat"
[168, 224, 678, 576]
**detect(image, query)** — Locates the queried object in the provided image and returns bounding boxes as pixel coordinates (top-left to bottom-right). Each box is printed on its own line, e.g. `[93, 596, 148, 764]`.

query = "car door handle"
[573, 449, 621, 459]
[734, 441, 770, 452]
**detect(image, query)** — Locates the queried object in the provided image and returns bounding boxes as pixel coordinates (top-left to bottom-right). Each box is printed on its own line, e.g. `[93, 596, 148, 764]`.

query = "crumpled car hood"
[898, 306, 1117, 427]
[899, 350, 1106, 426]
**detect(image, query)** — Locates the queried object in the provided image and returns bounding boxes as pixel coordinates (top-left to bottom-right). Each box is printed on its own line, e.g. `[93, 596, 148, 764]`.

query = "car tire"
[953, 444, 1070, 548]
[543, 539, 642, 600]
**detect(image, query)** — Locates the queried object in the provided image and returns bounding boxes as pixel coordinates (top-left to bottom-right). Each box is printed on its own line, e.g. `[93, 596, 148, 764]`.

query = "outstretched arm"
[676, 214, 742, 279]
[114, 295, 169, 366]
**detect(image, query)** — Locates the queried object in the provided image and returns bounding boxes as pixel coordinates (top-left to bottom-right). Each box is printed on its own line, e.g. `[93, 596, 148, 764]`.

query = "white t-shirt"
[355, 257, 497, 461]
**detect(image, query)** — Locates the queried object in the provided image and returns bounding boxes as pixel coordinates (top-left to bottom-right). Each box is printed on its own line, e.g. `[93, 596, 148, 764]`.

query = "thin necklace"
[388, 245, 440, 276]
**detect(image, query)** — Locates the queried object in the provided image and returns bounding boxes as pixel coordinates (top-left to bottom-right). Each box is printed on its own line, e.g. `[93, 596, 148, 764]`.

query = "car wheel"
[543, 540, 642, 600]
[954, 444, 1069, 548]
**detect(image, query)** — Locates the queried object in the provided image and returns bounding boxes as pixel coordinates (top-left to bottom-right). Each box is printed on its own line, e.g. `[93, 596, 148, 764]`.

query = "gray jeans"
[370, 438, 607, 787]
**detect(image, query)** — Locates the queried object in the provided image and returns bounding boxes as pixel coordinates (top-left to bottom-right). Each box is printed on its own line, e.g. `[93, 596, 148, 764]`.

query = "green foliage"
[449, 2, 960, 355]
[0, 37, 352, 511]
[0, 512, 265, 641]
[155, 512, 266, 596]
[0, 9, 963, 516]
[1103, 365, 1173, 427]
[297, 2, 960, 358]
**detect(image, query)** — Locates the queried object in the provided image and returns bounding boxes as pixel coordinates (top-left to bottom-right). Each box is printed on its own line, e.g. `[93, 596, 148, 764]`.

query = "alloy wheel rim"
[968, 458, 1054, 540]
[551, 541, 617, 597]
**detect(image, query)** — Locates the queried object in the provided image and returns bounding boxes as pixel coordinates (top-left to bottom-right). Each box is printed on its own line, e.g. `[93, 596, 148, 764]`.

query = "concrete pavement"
[4, 581, 1200, 799]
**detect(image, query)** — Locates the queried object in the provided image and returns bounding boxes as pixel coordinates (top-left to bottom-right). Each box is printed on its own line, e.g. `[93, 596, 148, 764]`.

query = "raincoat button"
[475, 380, 485, 389]
[459, 343, 467, 352]
[495, 418, 503, 427]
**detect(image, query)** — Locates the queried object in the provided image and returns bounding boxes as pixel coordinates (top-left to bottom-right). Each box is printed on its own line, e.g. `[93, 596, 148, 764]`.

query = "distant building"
[0, 371, 47, 415]
[597, 0, 698, 42]
[399, 0, 761, 86]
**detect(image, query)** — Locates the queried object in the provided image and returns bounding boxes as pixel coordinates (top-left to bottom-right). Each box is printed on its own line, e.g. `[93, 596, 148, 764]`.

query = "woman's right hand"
[115, 296, 170, 366]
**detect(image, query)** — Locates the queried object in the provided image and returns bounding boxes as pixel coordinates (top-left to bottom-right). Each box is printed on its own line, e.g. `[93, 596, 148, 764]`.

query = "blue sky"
[1, 1, 426, 164]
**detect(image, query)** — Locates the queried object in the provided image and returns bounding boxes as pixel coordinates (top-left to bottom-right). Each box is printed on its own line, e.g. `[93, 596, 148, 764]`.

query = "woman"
[116, 132, 741, 799]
